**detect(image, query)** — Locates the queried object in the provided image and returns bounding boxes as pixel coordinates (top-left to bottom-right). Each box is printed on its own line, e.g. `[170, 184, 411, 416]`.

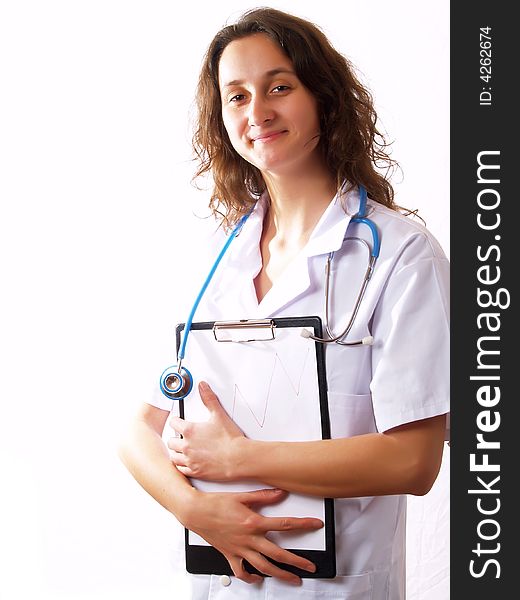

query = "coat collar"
[228, 183, 361, 260]
[303, 185, 357, 257]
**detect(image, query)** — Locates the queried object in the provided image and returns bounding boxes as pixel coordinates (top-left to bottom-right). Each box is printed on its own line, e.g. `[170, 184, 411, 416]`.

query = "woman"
[119, 7, 449, 599]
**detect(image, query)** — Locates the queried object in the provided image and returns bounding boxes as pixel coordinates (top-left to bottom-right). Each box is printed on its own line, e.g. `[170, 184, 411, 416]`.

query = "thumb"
[238, 488, 288, 508]
[198, 381, 225, 414]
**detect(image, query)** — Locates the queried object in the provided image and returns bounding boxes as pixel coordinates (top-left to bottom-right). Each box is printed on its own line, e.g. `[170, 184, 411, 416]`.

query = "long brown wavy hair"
[192, 7, 399, 228]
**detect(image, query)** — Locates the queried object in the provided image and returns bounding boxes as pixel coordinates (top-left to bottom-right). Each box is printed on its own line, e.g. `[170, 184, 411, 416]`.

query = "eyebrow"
[222, 68, 297, 89]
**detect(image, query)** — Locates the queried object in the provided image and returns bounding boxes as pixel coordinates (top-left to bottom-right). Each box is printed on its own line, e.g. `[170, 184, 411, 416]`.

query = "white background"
[0, 1, 449, 598]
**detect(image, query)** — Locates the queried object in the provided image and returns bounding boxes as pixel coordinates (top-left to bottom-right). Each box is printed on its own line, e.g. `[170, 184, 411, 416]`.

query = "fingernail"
[305, 563, 317, 573]
[199, 381, 209, 392]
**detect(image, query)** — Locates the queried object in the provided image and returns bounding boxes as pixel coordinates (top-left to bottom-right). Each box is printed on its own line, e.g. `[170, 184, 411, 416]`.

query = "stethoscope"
[160, 184, 380, 401]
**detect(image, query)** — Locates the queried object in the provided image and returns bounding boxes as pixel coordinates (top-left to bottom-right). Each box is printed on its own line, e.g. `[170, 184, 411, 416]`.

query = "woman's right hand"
[183, 487, 323, 584]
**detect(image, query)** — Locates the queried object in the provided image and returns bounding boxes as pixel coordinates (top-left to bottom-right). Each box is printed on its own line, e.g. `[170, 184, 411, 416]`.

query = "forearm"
[232, 416, 446, 498]
[234, 436, 412, 497]
[118, 417, 196, 523]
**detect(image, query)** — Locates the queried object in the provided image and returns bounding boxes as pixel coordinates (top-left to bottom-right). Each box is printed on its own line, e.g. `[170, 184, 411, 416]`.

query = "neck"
[262, 165, 337, 244]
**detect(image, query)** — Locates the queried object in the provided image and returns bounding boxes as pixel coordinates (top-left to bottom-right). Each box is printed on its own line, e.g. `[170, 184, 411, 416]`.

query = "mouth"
[250, 130, 288, 144]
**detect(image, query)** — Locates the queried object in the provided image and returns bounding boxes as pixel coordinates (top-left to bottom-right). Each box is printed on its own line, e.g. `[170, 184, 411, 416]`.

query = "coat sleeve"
[369, 231, 450, 435]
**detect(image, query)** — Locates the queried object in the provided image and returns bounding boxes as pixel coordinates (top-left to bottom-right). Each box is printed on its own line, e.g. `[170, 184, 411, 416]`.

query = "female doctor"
[118, 7, 450, 599]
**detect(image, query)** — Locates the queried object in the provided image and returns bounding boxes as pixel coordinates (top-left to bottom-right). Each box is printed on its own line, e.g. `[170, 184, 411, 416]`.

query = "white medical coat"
[149, 185, 450, 599]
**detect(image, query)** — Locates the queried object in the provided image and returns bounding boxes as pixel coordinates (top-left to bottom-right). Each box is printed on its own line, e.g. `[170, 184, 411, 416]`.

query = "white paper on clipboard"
[178, 320, 328, 551]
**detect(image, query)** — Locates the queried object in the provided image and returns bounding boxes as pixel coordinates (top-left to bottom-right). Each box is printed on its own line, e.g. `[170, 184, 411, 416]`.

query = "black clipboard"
[176, 316, 335, 579]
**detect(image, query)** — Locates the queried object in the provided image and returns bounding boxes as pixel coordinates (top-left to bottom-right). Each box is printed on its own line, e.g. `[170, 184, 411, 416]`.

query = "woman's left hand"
[168, 381, 245, 481]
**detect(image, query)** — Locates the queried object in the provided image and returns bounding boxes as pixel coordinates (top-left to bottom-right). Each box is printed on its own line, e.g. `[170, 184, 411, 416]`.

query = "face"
[218, 34, 322, 177]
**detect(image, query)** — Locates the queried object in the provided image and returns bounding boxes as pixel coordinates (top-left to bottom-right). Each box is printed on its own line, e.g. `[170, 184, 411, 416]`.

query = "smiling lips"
[250, 130, 288, 143]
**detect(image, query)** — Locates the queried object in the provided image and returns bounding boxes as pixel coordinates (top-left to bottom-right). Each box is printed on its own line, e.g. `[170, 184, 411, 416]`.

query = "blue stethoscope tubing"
[351, 184, 380, 257]
[160, 184, 380, 400]
[159, 212, 251, 400]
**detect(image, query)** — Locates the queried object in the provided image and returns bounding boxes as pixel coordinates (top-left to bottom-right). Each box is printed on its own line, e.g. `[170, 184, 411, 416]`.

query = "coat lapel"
[257, 187, 357, 317]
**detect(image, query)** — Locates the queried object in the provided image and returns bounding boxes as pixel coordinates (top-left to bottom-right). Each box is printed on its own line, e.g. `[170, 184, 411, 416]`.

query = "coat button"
[220, 574, 232, 587]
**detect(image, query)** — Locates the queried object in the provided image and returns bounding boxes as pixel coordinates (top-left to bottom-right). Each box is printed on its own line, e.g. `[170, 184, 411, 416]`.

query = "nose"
[247, 94, 274, 127]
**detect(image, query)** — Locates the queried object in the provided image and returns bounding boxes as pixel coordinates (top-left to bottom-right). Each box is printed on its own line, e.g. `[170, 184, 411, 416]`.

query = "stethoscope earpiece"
[159, 365, 193, 400]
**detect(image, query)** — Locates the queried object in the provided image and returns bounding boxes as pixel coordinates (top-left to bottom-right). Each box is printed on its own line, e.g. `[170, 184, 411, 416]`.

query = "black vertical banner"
[451, 3, 515, 598]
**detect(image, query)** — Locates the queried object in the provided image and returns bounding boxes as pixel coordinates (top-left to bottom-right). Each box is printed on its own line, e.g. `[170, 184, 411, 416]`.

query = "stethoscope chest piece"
[159, 365, 193, 400]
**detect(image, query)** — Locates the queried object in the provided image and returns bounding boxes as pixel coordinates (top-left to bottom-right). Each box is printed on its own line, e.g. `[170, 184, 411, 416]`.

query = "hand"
[185, 487, 322, 584]
[168, 381, 244, 480]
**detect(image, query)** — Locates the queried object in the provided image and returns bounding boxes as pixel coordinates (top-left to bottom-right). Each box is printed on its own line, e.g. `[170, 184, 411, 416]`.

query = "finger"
[259, 539, 317, 574]
[244, 552, 301, 585]
[169, 416, 186, 436]
[229, 557, 263, 584]
[236, 488, 288, 507]
[263, 515, 324, 532]
[167, 437, 184, 452]
[175, 465, 193, 477]
[198, 381, 225, 415]
[169, 450, 189, 468]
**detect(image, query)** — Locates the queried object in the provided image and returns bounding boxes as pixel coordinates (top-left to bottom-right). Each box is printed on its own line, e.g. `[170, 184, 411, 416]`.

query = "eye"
[228, 94, 246, 103]
[271, 85, 290, 93]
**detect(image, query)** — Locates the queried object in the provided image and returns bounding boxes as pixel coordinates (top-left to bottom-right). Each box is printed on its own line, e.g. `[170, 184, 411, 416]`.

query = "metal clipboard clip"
[212, 319, 276, 343]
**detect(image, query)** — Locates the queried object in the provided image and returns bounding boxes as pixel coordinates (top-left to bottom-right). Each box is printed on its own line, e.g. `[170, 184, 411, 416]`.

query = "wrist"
[173, 485, 202, 528]
[230, 436, 257, 480]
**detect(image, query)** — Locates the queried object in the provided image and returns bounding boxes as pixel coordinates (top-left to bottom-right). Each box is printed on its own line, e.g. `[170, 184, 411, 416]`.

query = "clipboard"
[176, 316, 336, 579]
